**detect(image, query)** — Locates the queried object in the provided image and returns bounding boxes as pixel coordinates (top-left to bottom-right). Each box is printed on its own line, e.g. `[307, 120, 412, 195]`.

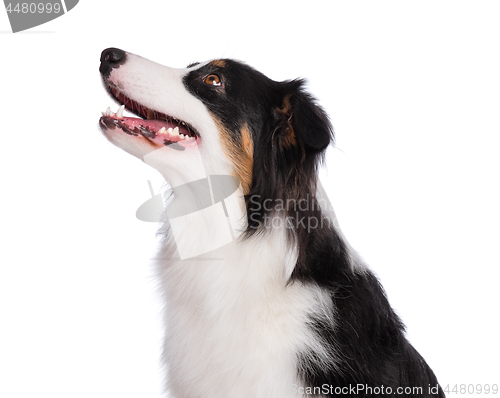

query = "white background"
[1, 1, 499, 397]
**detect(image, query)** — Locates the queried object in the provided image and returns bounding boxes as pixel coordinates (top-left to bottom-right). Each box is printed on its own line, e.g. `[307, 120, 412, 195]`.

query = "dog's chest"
[158, 237, 328, 398]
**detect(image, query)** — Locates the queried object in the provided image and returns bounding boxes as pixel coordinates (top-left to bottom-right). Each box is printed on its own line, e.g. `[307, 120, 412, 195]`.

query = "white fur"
[156, 227, 335, 398]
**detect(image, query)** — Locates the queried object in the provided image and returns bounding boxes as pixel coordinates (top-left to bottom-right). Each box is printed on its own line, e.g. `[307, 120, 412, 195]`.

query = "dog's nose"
[99, 47, 127, 77]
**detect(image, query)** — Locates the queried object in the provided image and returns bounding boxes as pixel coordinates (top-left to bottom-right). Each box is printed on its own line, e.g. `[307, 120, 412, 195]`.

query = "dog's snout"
[99, 47, 127, 77]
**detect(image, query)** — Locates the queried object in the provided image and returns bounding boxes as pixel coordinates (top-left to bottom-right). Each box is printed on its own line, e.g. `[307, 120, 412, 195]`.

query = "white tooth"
[167, 128, 174, 135]
[102, 111, 105, 116]
[158, 127, 166, 134]
[106, 107, 111, 116]
[173, 127, 180, 136]
[116, 105, 125, 119]
[179, 134, 185, 139]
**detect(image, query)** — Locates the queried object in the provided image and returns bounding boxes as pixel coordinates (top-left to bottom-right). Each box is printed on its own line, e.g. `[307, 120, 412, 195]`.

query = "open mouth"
[100, 86, 200, 149]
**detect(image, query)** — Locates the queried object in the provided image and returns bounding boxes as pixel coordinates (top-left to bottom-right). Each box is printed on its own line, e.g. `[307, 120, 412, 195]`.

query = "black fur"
[184, 59, 444, 397]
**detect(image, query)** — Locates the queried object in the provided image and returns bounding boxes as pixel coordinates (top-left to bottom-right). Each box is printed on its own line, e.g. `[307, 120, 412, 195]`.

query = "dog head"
[99, 48, 333, 243]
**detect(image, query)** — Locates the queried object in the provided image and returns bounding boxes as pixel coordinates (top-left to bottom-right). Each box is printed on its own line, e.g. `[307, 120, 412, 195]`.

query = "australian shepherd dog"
[98, 48, 445, 398]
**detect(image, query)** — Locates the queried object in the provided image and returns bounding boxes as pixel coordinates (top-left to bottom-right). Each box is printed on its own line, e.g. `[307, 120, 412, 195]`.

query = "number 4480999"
[5, 3, 62, 14]
[443, 384, 498, 395]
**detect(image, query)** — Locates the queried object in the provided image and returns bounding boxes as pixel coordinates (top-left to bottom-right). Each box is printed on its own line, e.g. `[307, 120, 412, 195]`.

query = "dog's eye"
[204, 74, 222, 86]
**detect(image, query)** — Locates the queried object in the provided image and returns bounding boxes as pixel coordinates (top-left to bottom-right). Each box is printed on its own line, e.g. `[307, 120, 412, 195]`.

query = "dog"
[99, 47, 445, 398]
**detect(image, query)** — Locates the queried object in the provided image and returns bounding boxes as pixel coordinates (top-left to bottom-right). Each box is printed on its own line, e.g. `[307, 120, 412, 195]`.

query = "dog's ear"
[274, 80, 333, 152]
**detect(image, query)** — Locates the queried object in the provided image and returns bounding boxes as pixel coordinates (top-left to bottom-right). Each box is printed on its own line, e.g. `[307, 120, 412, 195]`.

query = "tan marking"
[278, 94, 293, 115]
[280, 125, 296, 148]
[210, 59, 226, 68]
[216, 120, 254, 195]
[276, 94, 296, 148]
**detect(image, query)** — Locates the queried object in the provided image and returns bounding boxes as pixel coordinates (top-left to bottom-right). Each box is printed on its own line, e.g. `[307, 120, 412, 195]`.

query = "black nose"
[99, 47, 127, 77]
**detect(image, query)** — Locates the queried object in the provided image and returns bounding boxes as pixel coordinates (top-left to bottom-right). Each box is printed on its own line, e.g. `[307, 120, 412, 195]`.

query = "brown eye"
[204, 74, 222, 86]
